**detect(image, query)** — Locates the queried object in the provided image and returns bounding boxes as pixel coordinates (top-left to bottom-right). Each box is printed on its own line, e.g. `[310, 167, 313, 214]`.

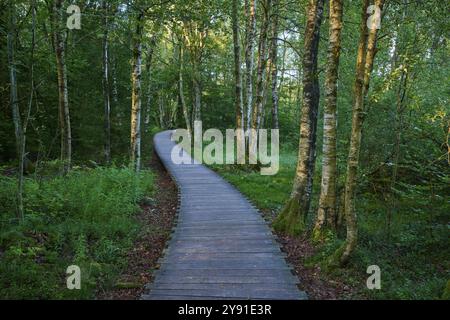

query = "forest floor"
[0, 164, 156, 299]
[262, 209, 362, 299]
[98, 155, 178, 300]
[1, 143, 445, 299]
[211, 148, 449, 300]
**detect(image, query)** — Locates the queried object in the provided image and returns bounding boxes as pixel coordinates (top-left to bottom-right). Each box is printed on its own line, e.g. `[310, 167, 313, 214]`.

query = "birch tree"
[178, 42, 192, 138]
[232, 0, 245, 163]
[182, 21, 207, 126]
[244, 0, 257, 130]
[7, 0, 21, 157]
[330, 0, 386, 266]
[249, 0, 272, 162]
[270, 0, 280, 130]
[53, 0, 72, 174]
[130, 10, 144, 172]
[273, 0, 325, 235]
[102, 0, 111, 164]
[313, 0, 343, 241]
[6, 0, 37, 220]
[144, 33, 157, 132]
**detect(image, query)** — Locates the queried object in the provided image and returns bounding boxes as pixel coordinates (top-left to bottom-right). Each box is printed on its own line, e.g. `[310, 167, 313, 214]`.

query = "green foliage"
[442, 281, 450, 300]
[214, 149, 449, 300]
[0, 0, 448, 301]
[0, 166, 154, 299]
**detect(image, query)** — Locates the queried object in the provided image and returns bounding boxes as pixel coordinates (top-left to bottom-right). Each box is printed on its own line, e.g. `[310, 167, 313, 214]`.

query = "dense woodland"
[0, 0, 448, 299]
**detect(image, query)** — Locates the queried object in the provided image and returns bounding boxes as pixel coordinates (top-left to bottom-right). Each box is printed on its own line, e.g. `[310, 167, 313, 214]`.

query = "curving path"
[142, 130, 307, 300]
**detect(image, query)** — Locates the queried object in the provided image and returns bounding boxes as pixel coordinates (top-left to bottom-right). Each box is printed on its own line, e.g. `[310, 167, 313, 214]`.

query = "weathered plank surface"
[142, 131, 307, 300]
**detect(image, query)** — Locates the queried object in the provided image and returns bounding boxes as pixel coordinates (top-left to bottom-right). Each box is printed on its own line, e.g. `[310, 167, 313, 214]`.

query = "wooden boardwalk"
[142, 131, 306, 300]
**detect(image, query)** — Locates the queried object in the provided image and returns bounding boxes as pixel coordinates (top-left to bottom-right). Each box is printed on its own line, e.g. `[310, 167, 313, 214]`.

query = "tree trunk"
[278, 40, 287, 97]
[330, 0, 385, 266]
[7, 0, 21, 158]
[252, 0, 271, 130]
[111, 54, 119, 104]
[54, 0, 72, 174]
[102, 0, 111, 164]
[158, 93, 165, 129]
[313, 0, 343, 241]
[182, 22, 206, 128]
[144, 34, 157, 132]
[388, 66, 409, 239]
[192, 64, 202, 125]
[244, 0, 257, 130]
[7, 0, 26, 221]
[130, 11, 144, 172]
[178, 44, 192, 138]
[273, 0, 324, 235]
[232, 0, 245, 164]
[17, 0, 37, 222]
[270, 0, 280, 130]
[249, 0, 272, 163]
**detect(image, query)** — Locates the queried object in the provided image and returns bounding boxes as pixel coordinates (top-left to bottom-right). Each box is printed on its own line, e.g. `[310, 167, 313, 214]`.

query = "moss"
[325, 243, 346, 271]
[312, 225, 337, 245]
[442, 280, 450, 300]
[273, 197, 306, 236]
[312, 226, 325, 244]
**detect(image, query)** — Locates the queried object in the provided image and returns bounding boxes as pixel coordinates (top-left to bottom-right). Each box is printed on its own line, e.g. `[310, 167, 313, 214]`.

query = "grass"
[0, 165, 154, 299]
[211, 148, 449, 300]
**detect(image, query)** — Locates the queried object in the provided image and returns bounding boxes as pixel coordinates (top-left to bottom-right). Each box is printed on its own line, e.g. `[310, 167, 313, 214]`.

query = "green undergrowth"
[212, 149, 449, 300]
[0, 166, 154, 299]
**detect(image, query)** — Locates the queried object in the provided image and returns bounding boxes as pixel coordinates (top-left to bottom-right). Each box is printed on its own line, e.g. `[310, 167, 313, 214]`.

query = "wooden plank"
[147, 289, 304, 300]
[152, 275, 299, 285]
[158, 260, 290, 269]
[153, 268, 296, 278]
[149, 283, 299, 291]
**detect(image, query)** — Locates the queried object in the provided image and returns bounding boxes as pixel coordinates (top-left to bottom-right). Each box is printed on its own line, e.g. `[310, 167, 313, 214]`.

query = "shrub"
[0, 166, 154, 299]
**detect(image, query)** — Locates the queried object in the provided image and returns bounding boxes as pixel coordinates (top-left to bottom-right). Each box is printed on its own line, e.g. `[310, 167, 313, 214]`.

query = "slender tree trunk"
[313, 0, 343, 241]
[158, 94, 165, 128]
[252, 0, 271, 130]
[178, 44, 192, 138]
[182, 23, 206, 128]
[102, 0, 111, 164]
[335, 0, 370, 265]
[130, 11, 144, 172]
[170, 96, 178, 128]
[249, 0, 272, 163]
[273, 0, 324, 235]
[17, 0, 37, 222]
[270, 0, 280, 130]
[54, 0, 72, 174]
[278, 39, 287, 95]
[7, 0, 21, 157]
[331, 0, 385, 266]
[245, 0, 257, 130]
[111, 54, 119, 104]
[144, 34, 157, 131]
[388, 68, 408, 239]
[192, 64, 202, 125]
[261, 66, 270, 128]
[232, 0, 245, 164]
[7, 0, 26, 221]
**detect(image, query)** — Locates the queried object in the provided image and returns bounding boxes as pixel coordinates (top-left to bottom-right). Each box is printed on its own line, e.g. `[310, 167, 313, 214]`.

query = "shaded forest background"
[0, 0, 448, 299]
